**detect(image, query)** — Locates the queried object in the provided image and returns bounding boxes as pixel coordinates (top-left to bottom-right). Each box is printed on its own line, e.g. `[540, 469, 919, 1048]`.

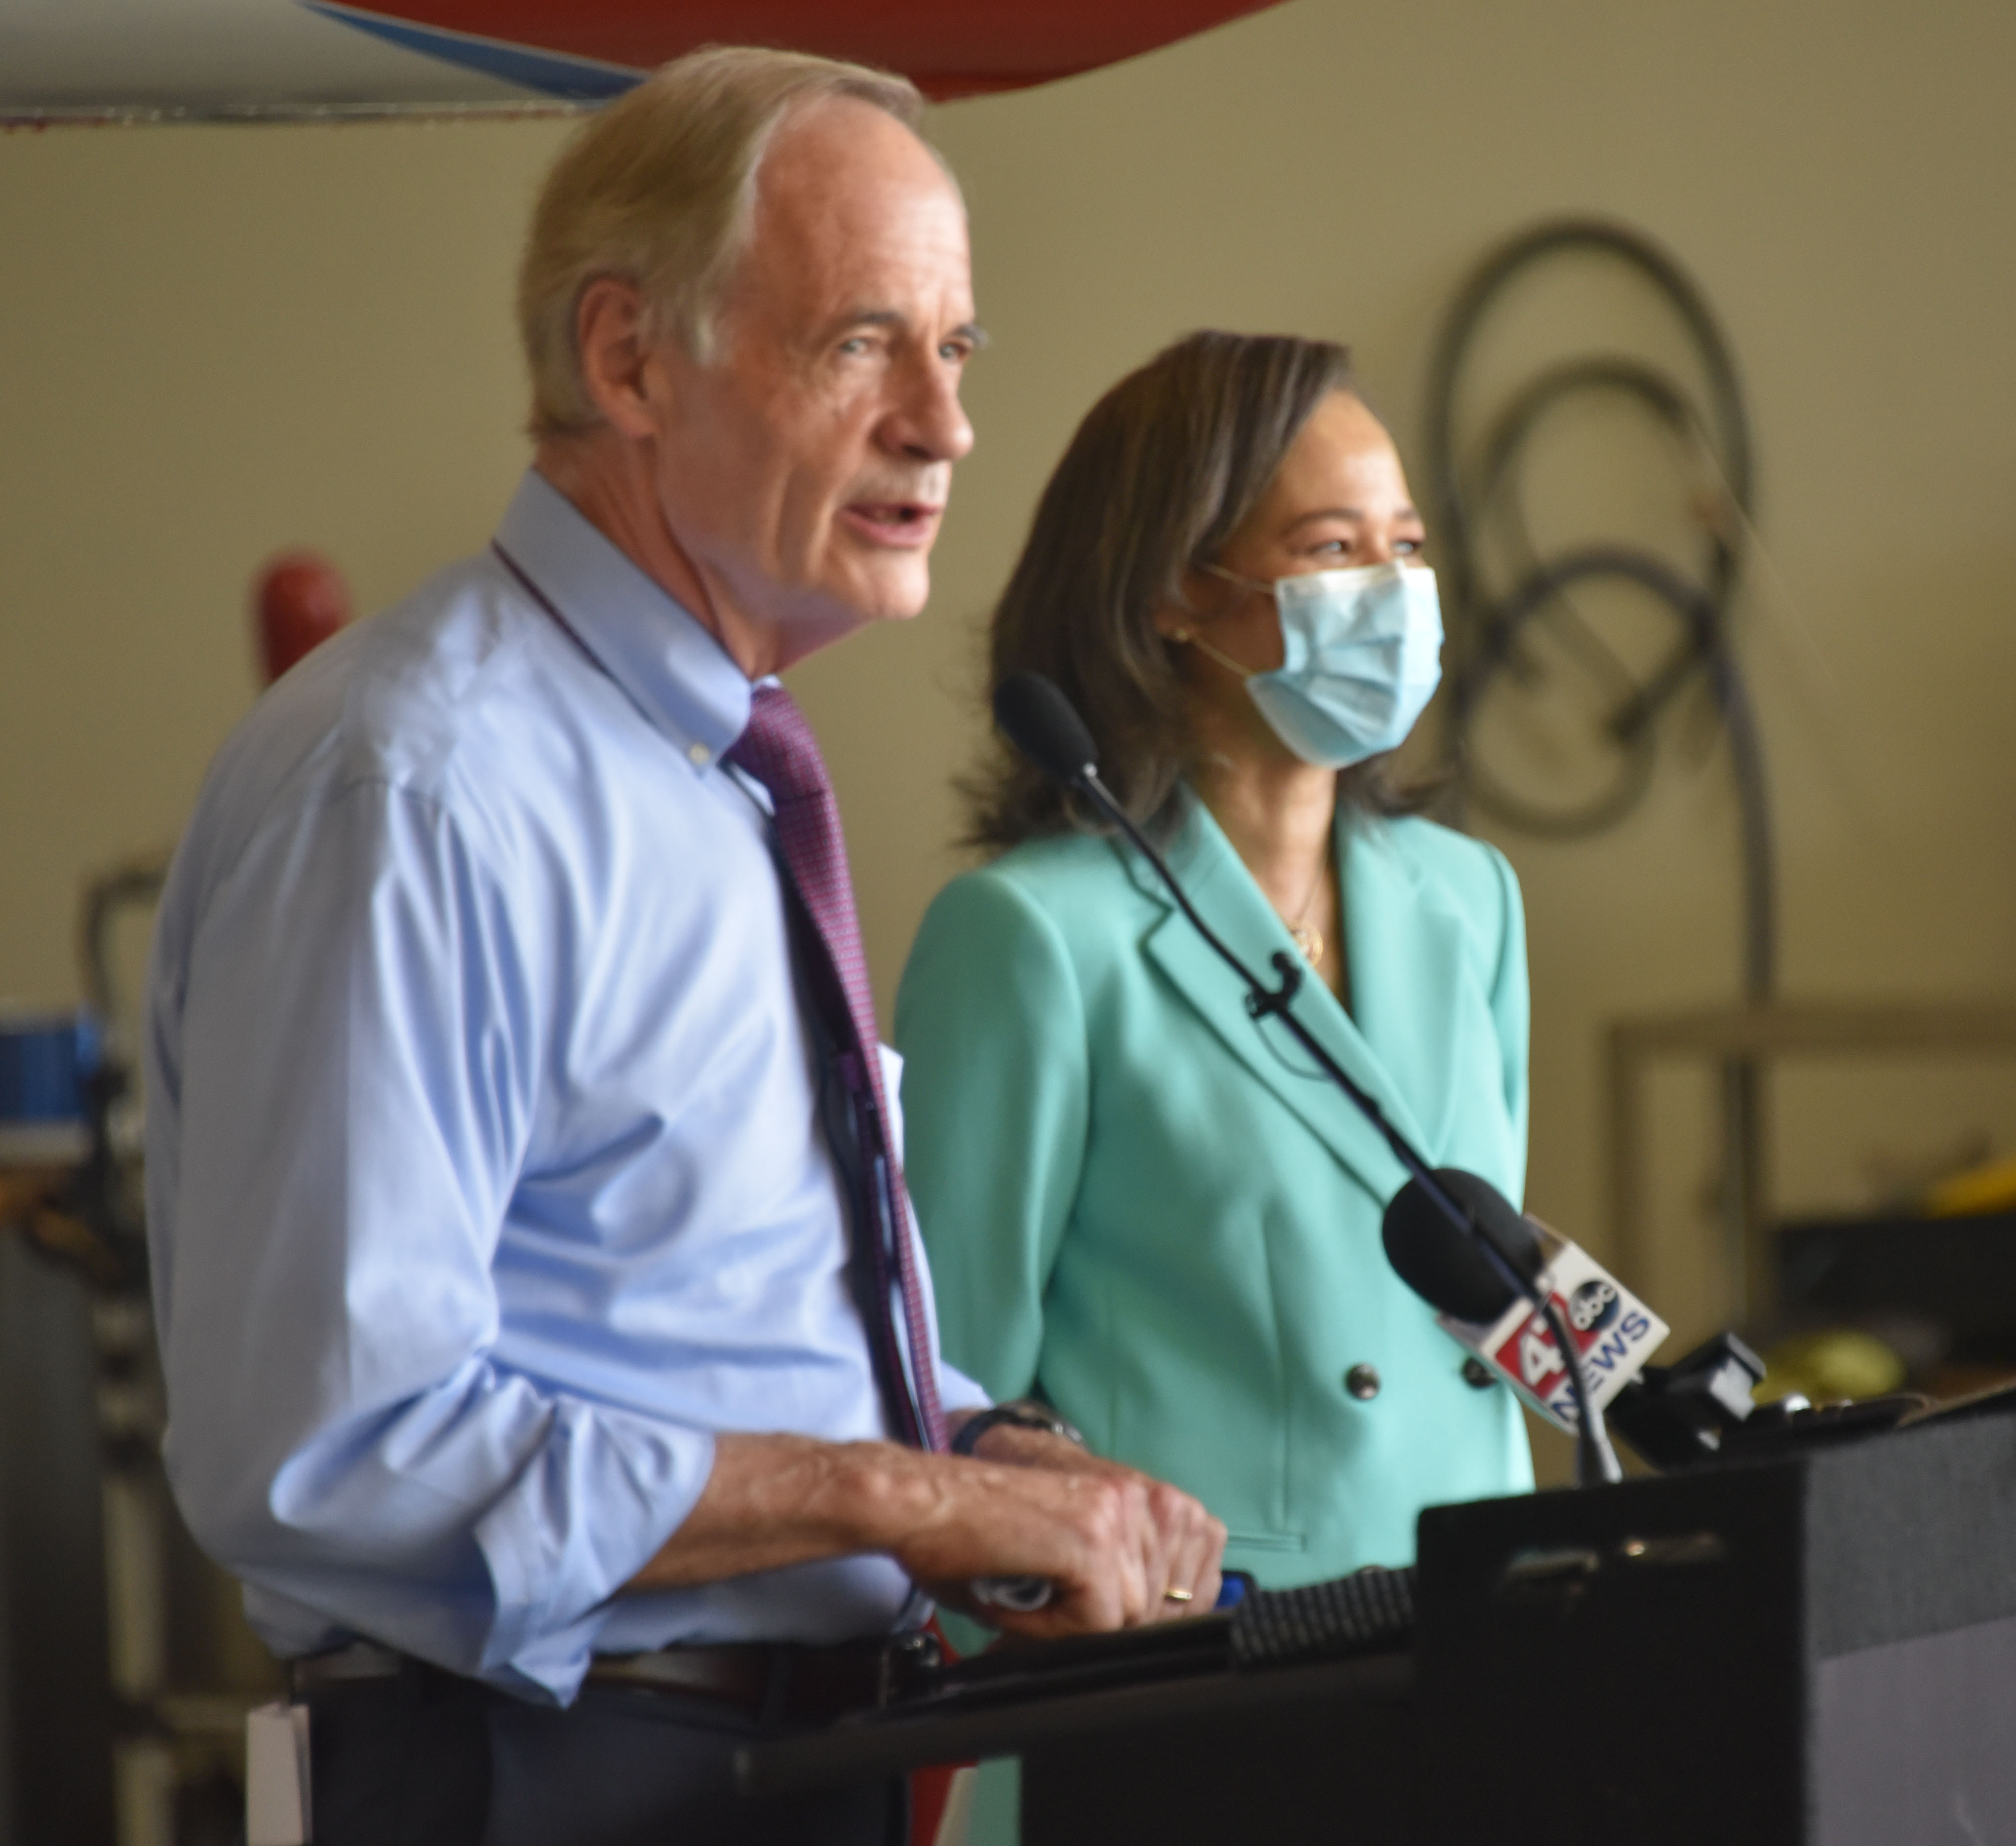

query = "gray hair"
[519, 45, 928, 440]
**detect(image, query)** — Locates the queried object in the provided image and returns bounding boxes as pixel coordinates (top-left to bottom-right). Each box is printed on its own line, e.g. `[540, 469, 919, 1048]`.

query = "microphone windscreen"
[1382, 1168, 1543, 1324]
[994, 672, 1099, 787]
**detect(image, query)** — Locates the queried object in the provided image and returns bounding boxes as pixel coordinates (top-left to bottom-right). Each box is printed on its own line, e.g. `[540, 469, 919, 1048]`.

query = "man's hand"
[626, 1431, 1226, 1640]
[912, 1456, 1225, 1638]
[931, 1411, 1225, 1633]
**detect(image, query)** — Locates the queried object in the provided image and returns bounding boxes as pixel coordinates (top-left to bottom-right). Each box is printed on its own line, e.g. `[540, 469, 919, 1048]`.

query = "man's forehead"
[754, 101, 963, 249]
[735, 103, 972, 324]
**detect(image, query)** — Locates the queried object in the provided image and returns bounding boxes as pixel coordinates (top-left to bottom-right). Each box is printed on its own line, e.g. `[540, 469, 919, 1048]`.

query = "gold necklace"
[1282, 848, 1329, 966]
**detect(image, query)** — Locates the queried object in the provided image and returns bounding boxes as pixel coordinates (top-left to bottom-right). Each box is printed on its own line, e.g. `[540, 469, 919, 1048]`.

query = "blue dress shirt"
[145, 472, 985, 1703]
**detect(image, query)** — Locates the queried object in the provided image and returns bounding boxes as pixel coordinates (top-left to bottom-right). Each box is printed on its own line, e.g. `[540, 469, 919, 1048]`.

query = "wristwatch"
[948, 1400, 1085, 1457]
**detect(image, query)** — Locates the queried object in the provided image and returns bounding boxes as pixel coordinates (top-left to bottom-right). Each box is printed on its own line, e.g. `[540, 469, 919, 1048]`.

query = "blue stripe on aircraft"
[301, 2, 643, 100]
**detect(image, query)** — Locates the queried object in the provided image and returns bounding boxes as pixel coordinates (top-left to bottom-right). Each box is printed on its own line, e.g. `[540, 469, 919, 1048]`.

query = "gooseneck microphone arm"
[993, 671, 1622, 1486]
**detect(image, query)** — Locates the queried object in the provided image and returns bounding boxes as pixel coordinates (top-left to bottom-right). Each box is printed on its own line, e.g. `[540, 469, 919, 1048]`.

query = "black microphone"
[991, 672, 1628, 1484]
[994, 671, 1099, 789]
[1381, 1169, 1542, 1323]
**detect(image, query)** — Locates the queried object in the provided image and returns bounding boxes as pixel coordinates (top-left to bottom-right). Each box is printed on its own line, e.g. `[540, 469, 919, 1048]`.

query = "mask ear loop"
[1168, 624, 1260, 683]
[1168, 561, 1277, 682]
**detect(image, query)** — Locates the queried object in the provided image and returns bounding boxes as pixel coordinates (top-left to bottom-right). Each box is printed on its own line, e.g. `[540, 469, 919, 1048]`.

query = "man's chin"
[836, 559, 933, 626]
[757, 567, 931, 671]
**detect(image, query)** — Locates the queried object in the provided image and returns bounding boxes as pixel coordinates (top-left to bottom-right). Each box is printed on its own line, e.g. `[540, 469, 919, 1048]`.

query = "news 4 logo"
[1466, 1238, 1669, 1434]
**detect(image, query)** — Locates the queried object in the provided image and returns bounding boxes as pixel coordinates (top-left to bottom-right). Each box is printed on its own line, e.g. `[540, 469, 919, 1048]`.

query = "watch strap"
[948, 1401, 1084, 1457]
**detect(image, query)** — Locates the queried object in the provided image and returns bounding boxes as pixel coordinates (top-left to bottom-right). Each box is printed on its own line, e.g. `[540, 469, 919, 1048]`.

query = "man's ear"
[574, 277, 665, 441]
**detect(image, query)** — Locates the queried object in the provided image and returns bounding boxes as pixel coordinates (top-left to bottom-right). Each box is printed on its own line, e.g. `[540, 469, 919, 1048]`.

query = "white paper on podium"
[246, 1701, 312, 1846]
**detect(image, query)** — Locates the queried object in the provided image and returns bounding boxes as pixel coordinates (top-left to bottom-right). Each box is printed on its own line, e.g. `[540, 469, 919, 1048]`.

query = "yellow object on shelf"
[1924, 1154, 2016, 1218]
[1758, 1328, 1907, 1406]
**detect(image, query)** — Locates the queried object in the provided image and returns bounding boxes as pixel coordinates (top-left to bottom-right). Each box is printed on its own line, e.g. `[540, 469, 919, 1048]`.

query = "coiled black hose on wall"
[1423, 217, 1775, 1005]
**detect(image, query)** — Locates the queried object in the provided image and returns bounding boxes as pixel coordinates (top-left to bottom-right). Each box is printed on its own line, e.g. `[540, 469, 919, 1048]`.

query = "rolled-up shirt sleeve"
[150, 777, 714, 1697]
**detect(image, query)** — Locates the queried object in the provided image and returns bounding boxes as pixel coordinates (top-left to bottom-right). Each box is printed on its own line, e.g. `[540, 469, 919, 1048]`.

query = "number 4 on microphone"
[1518, 1326, 1563, 1389]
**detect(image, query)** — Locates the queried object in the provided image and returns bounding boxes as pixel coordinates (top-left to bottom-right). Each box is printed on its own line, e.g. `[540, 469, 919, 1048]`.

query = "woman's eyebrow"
[1282, 504, 1424, 534]
[1282, 506, 1364, 533]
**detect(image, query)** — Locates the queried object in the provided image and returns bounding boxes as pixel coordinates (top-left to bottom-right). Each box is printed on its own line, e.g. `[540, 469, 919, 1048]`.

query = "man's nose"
[883, 355, 975, 465]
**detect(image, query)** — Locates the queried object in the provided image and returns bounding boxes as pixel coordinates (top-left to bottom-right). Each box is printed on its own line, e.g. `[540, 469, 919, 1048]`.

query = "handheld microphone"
[1382, 1172, 1669, 1434]
[992, 671, 1625, 1485]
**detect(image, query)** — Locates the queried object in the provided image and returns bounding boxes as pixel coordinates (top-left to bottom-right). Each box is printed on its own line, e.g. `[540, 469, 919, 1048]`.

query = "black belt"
[290, 1632, 942, 1726]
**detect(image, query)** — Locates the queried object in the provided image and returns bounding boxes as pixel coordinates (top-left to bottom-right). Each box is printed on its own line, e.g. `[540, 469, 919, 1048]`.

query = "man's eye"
[1395, 536, 1425, 556]
[939, 341, 972, 364]
[837, 336, 872, 356]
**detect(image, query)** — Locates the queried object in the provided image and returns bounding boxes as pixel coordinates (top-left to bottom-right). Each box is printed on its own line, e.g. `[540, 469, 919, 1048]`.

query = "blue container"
[0, 1013, 101, 1124]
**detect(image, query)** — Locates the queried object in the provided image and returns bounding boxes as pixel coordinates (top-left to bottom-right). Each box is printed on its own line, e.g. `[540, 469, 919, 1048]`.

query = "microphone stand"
[1068, 764, 1622, 1487]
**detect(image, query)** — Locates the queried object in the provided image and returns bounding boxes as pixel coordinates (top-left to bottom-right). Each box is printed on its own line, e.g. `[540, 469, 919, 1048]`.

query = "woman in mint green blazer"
[896, 333, 1534, 1606]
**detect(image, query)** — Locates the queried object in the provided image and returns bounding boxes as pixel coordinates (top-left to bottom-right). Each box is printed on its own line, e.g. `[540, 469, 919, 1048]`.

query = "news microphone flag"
[1436, 1223, 1669, 1433]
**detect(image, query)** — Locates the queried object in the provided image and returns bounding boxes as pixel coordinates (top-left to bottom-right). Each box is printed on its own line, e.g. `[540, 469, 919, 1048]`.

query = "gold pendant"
[1290, 923, 1323, 965]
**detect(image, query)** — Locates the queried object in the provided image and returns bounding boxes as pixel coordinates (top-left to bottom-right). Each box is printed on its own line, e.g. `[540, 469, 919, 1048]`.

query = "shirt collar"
[493, 470, 751, 770]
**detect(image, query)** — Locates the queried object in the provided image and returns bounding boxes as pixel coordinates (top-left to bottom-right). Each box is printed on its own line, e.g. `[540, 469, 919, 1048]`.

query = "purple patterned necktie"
[726, 685, 947, 1453]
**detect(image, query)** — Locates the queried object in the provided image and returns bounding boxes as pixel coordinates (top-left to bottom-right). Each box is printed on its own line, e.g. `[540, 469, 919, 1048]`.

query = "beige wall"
[5, 0, 2015, 1385]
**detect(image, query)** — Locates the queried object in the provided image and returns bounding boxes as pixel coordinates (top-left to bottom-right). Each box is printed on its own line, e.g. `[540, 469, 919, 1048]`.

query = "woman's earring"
[1170, 628, 1191, 644]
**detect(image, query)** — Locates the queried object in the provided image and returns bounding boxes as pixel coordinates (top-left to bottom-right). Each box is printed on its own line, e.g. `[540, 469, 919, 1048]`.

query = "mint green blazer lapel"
[1341, 816, 1470, 1166]
[1133, 803, 1427, 1203]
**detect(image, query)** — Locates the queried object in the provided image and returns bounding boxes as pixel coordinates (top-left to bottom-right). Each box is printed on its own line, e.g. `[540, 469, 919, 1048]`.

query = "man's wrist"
[949, 1401, 1084, 1461]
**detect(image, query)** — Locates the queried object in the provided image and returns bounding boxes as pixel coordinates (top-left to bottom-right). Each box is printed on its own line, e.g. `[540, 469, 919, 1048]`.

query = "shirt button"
[687, 742, 710, 766]
[1462, 1357, 1498, 1390]
[1344, 1363, 1381, 1401]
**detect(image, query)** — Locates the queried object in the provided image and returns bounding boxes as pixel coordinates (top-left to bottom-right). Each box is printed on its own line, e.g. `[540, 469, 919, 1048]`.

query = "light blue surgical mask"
[1183, 561, 1444, 769]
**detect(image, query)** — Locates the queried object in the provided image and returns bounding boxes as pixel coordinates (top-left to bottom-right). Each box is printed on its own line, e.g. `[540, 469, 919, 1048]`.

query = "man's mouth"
[839, 500, 944, 548]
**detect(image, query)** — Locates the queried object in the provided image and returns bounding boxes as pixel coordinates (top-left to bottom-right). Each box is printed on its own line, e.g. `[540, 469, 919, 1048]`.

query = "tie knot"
[725, 684, 830, 806]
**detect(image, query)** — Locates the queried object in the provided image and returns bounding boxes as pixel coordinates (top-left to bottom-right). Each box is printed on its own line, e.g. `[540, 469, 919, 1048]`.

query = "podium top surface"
[1420, 1390, 2016, 1662]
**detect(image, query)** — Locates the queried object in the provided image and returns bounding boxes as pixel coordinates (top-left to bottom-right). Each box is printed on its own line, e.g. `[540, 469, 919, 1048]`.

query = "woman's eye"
[1395, 536, 1425, 557]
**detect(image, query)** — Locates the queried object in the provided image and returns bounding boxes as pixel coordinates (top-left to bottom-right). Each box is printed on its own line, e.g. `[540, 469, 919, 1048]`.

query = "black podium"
[742, 1395, 2016, 1844]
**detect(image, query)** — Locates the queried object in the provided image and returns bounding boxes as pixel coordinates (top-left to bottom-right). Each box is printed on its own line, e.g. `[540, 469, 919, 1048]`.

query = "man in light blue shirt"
[146, 45, 1223, 1846]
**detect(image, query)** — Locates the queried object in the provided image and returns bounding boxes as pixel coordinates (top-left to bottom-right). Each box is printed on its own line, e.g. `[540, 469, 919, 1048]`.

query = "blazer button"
[1344, 1363, 1381, 1401]
[1462, 1357, 1497, 1389]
